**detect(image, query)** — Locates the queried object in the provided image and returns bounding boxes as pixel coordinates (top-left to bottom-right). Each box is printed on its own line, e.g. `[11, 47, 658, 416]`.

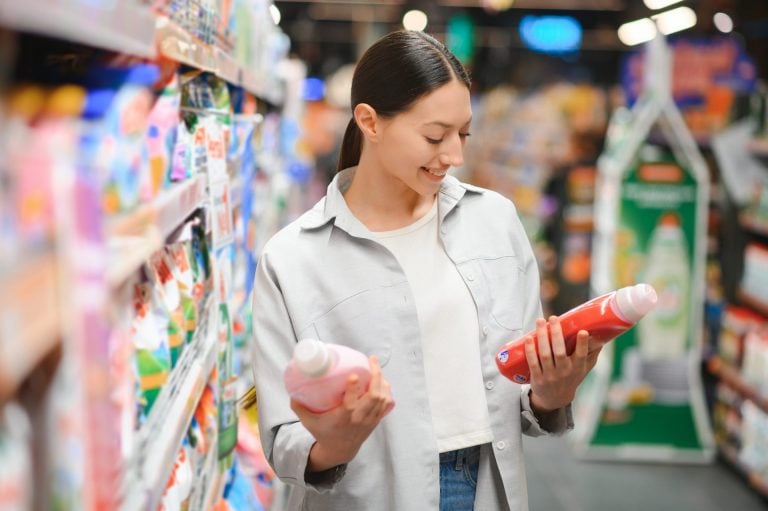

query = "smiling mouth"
[421, 166, 447, 177]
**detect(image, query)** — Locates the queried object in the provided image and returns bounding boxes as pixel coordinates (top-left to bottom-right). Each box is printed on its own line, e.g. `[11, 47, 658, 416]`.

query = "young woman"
[251, 30, 601, 511]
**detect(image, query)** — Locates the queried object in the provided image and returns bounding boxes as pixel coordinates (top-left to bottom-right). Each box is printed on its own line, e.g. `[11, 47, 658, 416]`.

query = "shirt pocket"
[308, 288, 394, 366]
[477, 255, 524, 332]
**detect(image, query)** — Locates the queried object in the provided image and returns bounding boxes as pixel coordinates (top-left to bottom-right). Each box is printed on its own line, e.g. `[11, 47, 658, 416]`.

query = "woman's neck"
[342, 159, 436, 232]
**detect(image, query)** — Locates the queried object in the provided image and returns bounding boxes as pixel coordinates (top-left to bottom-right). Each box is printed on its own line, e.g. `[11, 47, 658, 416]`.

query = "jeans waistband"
[439, 445, 481, 469]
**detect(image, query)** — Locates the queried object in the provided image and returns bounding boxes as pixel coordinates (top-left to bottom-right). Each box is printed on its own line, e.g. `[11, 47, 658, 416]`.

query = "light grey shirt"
[251, 168, 573, 511]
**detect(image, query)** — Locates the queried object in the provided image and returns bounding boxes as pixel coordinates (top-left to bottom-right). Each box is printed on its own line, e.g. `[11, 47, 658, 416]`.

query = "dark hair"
[336, 30, 471, 172]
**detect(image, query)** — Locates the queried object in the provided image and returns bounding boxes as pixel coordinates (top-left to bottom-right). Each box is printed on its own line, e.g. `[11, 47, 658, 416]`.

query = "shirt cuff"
[519, 384, 574, 436]
[305, 463, 348, 487]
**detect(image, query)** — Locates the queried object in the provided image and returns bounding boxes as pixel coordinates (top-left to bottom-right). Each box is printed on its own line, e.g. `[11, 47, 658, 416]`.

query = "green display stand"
[572, 36, 715, 463]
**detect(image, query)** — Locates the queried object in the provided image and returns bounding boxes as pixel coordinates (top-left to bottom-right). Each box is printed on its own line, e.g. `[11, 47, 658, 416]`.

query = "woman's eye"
[459, 132, 471, 140]
[425, 137, 442, 145]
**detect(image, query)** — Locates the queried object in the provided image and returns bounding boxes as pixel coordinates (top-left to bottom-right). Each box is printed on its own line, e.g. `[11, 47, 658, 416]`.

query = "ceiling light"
[270, 4, 281, 25]
[618, 17, 657, 46]
[653, 6, 697, 35]
[403, 10, 428, 31]
[643, 0, 683, 10]
[713, 12, 733, 33]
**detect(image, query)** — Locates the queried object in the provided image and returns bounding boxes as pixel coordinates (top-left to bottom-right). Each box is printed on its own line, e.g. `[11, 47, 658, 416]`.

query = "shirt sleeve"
[250, 249, 346, 493]
[507, 199, 575, 437]
[519, 384, 575, 437]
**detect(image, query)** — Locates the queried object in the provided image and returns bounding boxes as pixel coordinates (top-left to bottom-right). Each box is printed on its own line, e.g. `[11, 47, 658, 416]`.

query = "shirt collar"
[299, 166, 484, 233]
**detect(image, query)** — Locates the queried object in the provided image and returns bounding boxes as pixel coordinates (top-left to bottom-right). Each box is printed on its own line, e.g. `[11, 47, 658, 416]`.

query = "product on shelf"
[84, 63, 160, 214]
[0, 402, 32, 510]
[718, 305, 765, 368]
[741, 329, 768, 398]
[496, 284, 658, 384]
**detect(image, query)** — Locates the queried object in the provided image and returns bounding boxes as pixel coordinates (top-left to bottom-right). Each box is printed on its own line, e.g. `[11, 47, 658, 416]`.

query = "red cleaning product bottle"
[284, 339, 372, 413]
[496, 283, 658, 384]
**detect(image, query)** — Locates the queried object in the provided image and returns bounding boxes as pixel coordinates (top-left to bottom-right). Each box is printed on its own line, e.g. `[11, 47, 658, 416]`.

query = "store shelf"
[719, 443, 768, 499]
[120, 296, 218, 511]
[0, 0, 156, 57]
[106, 176, 207, 287]
[748, 138, 768, 158]
[738, 214, 768, 239]
[736, 290, 768, 321]
[188, 436, 224, 510]
[707, 355, 768, 415]
[0, 252, 60, 401]
[156, 16, 283, 106]
[230, 175, 244, 211]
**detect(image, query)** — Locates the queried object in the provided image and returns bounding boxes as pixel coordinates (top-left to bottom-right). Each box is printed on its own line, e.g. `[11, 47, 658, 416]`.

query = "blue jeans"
[439, 446, 480, 511]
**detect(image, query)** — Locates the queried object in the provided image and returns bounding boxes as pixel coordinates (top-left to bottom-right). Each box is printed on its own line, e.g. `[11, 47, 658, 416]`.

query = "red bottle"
[496, 283, 658, 384]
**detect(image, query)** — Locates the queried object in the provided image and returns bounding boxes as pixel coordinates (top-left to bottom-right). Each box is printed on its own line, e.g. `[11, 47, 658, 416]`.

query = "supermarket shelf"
[748, 138, 768, 158]
[736, 290, 768, 321]
[0, 252, 60, 401]
[120, 296, 218, 511]
[106, 177, 207, 287]
[739, 214, 768, 239]
[188, 435, 224, 510]
[707, 355, 768, 415]
[230, 175, 244, 211]
[156, 16, 284, 106]
[0, 0, 156, 58]
[719, 443, 768, 499]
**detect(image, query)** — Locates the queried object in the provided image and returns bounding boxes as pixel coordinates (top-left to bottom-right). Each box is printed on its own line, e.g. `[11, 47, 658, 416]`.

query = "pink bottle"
[284, 339, 372, 413]
[496, 283, 658, 384]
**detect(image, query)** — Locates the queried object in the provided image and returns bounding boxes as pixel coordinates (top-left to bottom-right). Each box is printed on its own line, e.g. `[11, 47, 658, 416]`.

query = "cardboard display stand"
[572, 36, 715, 463]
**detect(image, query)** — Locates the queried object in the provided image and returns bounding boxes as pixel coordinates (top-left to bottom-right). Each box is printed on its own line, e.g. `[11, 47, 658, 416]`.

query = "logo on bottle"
[513, 374, 528, 384]
[498, 350, 509, 364]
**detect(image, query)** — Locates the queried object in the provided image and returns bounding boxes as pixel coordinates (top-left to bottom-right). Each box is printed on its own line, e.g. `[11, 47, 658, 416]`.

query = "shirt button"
[466, 272, 474, 281]
[485, 381, 494, 390]
[482, 326, 489, 336]
[495, 441, 506, 450]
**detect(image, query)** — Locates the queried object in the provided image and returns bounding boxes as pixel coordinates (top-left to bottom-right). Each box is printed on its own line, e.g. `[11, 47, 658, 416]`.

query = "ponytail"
[336, 117, 363, 172]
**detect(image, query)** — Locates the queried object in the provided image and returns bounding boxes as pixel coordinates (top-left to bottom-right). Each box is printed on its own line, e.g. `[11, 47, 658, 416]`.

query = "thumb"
[342, 373, 361, 408]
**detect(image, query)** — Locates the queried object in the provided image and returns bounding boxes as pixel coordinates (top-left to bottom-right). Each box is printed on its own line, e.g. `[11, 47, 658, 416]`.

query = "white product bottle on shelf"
[283, 339, 372, 413]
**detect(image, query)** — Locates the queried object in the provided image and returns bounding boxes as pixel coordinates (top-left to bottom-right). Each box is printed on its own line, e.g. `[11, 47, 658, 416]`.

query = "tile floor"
[524, 435, 767, 511]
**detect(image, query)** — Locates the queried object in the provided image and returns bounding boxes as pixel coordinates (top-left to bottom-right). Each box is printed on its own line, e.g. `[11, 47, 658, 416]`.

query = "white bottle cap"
[294, 338, 331, 377]
[616, 283, 658, 323]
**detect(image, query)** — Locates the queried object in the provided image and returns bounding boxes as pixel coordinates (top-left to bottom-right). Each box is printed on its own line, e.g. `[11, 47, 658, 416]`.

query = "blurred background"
[0, 0, 767, 510]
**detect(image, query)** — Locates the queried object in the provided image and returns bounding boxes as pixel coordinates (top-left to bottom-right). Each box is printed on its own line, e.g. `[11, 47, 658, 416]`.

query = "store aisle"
[524, 436, 767, 511]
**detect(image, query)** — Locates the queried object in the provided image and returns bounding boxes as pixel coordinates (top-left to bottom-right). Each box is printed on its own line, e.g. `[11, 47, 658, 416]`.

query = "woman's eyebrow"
[422, 118, 473, 128]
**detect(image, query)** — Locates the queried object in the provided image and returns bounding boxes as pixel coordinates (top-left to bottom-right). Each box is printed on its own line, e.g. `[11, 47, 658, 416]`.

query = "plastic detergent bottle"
[284, 339, 372, 413]
[637, 213, 690, 360]
[496, 283, 658, 384]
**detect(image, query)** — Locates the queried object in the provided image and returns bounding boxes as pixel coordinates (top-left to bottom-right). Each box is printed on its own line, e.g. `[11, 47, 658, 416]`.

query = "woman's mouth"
[421, 166, 447, 178]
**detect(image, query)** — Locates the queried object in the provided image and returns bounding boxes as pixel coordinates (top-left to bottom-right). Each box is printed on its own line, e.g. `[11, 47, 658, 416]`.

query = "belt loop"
[454, 448, 464, 470]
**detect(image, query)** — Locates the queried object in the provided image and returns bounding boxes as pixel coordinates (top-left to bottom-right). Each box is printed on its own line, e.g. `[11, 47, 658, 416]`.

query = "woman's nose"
[439, 134, 464, 167]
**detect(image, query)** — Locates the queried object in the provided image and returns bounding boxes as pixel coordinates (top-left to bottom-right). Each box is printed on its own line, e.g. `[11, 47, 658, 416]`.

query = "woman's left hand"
[524, 316, 602, 413]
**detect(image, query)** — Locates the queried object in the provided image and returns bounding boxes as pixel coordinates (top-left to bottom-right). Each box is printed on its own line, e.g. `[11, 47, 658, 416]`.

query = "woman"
[251, 30, 601, 511]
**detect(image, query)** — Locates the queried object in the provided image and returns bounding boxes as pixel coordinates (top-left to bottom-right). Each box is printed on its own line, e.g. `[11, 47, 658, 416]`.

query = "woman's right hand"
[291, 355, 395, 472]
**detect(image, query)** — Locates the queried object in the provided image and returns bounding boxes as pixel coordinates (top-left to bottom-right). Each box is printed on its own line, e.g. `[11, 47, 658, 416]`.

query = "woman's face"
[373, 79, 472, 197]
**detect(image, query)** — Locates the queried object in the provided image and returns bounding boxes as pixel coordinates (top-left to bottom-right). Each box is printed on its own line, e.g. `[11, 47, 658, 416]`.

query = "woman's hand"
[524, 316, 602, 414]
[291, 355, 395, 472]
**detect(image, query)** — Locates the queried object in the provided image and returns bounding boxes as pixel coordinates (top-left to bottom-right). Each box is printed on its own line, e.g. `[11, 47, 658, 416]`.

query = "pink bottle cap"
[616, 283, 658, 323]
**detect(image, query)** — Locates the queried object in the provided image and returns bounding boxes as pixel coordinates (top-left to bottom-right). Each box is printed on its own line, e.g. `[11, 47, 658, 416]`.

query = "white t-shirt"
[374, 199, 493, 452]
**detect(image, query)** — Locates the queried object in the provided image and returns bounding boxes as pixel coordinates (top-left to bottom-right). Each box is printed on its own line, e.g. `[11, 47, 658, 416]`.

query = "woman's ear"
[353, 103, 380, 142]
